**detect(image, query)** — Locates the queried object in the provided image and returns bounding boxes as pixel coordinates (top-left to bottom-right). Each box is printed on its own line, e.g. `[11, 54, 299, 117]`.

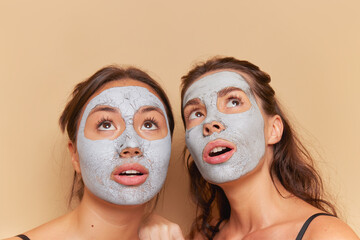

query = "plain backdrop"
[0, 0, 359, 238]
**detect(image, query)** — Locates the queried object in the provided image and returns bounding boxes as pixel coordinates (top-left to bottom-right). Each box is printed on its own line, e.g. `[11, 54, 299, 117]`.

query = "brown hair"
[59, 65, 174, 205]
[180, 57, 337, 239]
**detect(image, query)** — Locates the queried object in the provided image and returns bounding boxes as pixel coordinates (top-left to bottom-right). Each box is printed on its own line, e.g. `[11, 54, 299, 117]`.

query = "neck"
[70, 188, 146, 240]
[219, 150, 292, 235]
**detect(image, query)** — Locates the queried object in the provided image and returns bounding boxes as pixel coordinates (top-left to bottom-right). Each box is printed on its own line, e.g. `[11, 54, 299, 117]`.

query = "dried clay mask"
[77, 86, 171, 205]
[183, 71, 265, 184]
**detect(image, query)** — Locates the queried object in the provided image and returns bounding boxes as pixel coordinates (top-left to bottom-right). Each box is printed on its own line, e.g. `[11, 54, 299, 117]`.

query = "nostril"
[213, 124, 220, 129]
[124, 151, 129, 154]
[135, 151, 139, 154]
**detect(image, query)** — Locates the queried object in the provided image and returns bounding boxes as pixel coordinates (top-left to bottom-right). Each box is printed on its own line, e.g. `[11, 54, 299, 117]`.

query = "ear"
[68, 141, 81, 174]
[266, 115, 283, 145]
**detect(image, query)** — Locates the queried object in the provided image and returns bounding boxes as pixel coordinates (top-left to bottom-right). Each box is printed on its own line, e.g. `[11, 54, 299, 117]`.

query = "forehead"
[183, 71, 251, 106]
[79, 78, 164, 118]
[86, 86, 163, 112]
[78, 80, 166, 124]
[91, 78, 161, 102]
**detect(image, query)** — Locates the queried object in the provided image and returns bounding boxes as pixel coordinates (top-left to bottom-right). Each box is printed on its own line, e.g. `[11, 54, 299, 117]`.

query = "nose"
[203, 121, 225, 136]
[120, 147, 143, 158]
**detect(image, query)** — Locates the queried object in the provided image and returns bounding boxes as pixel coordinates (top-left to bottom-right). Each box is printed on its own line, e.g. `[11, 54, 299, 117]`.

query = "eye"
[189, 111, 204, 120]
[98, 121, 116, 131]
[226, 98, 241, 108]
[141, 120, 158, 130]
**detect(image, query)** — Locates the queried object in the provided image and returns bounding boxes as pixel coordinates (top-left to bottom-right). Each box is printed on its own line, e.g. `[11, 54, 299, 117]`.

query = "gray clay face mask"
[183, 71, 265, 184]
[77, 86, 171, 205]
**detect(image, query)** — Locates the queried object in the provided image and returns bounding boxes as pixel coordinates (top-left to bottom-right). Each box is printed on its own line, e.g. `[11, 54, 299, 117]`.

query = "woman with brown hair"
[180, 56, 359, 239]
[5, 66, 183, 240]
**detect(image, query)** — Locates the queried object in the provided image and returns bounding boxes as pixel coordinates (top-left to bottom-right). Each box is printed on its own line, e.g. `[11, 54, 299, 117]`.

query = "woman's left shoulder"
[306, 215, 359, 240]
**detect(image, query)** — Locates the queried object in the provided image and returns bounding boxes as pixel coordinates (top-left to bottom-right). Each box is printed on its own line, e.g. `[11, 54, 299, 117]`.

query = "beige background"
[0, 0, 359, 238]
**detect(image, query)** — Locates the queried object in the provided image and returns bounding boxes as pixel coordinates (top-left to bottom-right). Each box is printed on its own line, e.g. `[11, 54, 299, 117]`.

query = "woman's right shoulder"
[305, 215, 359, 240]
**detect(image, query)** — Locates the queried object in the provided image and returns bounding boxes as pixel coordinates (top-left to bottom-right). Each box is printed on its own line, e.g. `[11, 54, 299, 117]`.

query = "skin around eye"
[97, 120, 116, 131]
[141, 119, 158, 130]
[217, 90, 251, 114]
[183, 101, 207, 130]
[84, 106, 125, 140]
[134, 106, 168, 140]
[226, 98, 241, 108]
[189, 110, 204, 120]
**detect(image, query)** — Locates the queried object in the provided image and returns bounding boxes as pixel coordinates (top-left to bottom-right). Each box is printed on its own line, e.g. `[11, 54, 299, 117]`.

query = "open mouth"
[112, 163, 149, 186]
[203, 139, 236, 164]
[118, 170, 144, 176]
[208, 146, 233, 157]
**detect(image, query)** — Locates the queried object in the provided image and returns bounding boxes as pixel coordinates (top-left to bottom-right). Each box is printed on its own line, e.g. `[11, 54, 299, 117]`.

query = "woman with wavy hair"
[180, 57, 358, 239]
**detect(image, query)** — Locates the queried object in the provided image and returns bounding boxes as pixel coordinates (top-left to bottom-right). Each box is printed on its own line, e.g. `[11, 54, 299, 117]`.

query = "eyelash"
[96, 116, 113, 128]
[144, 117, 159, 127]
[227, 94, 243, 103]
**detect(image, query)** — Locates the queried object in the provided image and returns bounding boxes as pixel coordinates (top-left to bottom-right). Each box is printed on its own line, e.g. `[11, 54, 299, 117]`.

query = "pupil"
[145, 122, 152, 128]
[104, 122, 111, 128]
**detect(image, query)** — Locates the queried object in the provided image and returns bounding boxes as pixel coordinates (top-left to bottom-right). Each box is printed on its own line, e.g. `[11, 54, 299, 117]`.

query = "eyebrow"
[140, 106, 165, 116]
[89, 106, 118, 115]
[184, 98, 202, 109]
[217, 87, 243, 97]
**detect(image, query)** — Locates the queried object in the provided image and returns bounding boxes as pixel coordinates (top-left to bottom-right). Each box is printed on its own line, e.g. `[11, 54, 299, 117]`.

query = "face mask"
[77, 86, 171, 205]
[183, 71, 265, 184]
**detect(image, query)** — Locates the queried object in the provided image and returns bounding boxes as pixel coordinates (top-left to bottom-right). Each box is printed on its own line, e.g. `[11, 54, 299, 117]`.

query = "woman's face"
[74, 79, 171, 205]
[183, 70, 265, 184]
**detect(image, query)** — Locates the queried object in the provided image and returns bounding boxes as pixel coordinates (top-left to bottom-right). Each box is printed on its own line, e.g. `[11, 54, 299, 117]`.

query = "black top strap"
[295, 213, 334, 240]
[16, 234, 30, 240]
[209, 219, 225, 240]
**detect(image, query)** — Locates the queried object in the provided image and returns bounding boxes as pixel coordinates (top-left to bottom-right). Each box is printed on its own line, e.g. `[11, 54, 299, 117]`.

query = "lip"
[111, 163, 149, 186]
[202, 139, 236, 164]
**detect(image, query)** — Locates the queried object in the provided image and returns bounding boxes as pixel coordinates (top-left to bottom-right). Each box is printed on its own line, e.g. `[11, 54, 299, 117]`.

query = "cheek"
[133, 114, 169, 140]
[140, 123, 168, 140]
[186, 116, 205, 130]
[77, 138, 117, 168]
[150, 135, 171, 153]
[185, 126, 206, 155]
[145, 137, 172, 168]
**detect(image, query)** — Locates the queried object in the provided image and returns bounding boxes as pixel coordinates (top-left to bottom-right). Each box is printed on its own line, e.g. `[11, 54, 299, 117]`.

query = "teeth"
[211, 147, 226, 153]
[121, 170, 140, 174]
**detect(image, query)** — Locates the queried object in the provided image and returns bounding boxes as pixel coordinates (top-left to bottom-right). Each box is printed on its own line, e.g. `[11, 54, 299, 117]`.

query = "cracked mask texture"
[183, 71, 265, 184]
[77, 86, 171, 205]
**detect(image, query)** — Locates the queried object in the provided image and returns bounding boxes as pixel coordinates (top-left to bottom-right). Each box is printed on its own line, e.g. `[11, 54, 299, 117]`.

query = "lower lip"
[112, 174, 148, 186]
[203, 140, 236, 165]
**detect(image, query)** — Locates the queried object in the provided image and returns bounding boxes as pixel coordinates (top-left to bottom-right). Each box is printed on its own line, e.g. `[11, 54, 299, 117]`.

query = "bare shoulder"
[3, 213, 74, 240]
[305, 215, 359, 240]
[2, 222, 57, 240]
[30, 214, 73, 239]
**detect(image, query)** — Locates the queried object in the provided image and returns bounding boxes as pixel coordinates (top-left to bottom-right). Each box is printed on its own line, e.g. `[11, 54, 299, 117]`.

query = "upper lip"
[111, 163, 149, 176]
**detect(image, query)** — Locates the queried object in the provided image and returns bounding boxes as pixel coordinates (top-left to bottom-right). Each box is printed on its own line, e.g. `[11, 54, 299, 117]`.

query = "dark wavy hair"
[180, 57, 337, 239]
[59, 65, 174, 206]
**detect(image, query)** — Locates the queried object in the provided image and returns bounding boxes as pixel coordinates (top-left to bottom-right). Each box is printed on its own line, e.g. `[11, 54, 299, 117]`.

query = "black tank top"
[16, 234, 30, 240]
[295, 212, 334, 240]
